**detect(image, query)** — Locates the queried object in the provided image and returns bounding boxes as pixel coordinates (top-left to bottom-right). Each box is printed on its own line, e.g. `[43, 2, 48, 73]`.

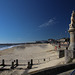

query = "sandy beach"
[0, 43, 56, 61]
[0, 43, 65, 75]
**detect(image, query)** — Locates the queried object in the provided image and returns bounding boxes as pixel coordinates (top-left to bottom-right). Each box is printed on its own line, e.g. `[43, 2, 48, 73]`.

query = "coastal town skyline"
[0, 0, 75, 43]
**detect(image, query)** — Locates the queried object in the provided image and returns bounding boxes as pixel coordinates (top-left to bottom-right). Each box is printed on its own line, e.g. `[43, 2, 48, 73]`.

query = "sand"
[0, 43, 65, 75]
[0, 44, 55, 61]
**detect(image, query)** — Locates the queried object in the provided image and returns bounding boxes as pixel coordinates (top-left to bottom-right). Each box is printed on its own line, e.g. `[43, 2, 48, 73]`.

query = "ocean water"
[0, 45, 18, 50]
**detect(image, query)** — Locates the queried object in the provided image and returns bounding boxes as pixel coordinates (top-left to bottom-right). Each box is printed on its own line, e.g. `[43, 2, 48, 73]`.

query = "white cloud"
[39, 18, 56, 28]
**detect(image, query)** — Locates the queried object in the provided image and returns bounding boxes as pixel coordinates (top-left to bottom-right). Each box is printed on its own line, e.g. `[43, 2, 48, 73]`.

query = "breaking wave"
[0, 45, 18, 50]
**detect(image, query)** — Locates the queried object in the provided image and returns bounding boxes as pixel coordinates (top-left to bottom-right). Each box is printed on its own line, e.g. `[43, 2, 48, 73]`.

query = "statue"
[66, 10, 75, 63]
[70, 10, 75, 28]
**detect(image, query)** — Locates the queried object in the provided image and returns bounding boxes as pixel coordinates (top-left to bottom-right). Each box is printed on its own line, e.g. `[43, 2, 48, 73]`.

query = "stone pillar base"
[65, 50, 75, 63]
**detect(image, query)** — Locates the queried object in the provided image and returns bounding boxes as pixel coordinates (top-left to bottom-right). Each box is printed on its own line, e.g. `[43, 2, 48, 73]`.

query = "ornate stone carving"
[70, 11, 75, 28]
[66, 10, 75, 63]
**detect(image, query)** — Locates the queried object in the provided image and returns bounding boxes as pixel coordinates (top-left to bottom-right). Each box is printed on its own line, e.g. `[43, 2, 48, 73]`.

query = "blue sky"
[0, 0, 75, 43]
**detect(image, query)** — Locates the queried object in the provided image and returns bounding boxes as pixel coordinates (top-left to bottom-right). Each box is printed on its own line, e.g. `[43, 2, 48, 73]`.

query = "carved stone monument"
[65, 11, 75, 63]
[68, 10, 75, 50]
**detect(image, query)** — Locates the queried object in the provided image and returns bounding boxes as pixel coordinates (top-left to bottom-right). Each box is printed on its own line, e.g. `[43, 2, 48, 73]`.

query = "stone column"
[65, 11, 75, 63]
[68, 28, 75, 50]
[68, 10, 75, 52]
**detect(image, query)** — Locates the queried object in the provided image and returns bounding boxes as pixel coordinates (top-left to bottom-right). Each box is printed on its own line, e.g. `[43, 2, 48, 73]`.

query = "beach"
[0, 43, 65, 75]
[0, 43, 56, 60]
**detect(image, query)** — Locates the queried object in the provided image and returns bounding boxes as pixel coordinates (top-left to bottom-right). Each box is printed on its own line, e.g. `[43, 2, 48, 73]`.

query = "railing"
[0, 54, 59, 70]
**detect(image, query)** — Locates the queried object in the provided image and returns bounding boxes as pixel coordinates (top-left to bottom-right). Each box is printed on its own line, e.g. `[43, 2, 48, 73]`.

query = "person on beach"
[59, 44, 61, 48]
[55, 46, 57, 50]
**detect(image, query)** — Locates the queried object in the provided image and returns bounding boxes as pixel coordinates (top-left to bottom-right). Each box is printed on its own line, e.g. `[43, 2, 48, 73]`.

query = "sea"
[0, 45, 18, 50]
